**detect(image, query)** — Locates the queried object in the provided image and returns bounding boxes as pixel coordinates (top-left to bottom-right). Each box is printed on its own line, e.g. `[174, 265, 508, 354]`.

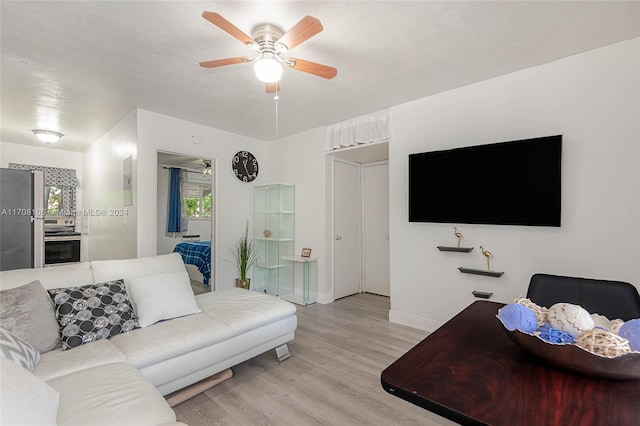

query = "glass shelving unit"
[253, 183, 294, 297]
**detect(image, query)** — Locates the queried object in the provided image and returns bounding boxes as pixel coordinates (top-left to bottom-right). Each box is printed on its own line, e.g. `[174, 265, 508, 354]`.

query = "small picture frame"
[301, 248, 312, 258]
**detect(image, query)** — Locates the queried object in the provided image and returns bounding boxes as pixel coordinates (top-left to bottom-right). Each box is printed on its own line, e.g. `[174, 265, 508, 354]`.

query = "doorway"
[157, 151, 215, 294]
[330, 142, 390, 300]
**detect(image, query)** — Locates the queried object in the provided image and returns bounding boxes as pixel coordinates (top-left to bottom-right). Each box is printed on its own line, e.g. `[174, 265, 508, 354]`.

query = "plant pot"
[235, 278, 250, 290]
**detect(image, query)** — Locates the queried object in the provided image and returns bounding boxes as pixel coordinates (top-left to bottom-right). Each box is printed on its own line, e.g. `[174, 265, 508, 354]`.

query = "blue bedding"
[173, 241, 211, 285]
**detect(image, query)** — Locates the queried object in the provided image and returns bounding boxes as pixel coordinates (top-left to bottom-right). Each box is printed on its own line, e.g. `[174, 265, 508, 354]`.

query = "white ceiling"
[2, 1, 639, 152]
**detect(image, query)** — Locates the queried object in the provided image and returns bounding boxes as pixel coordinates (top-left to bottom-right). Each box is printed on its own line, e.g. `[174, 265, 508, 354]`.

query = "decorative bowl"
[497, 315, 640, 380]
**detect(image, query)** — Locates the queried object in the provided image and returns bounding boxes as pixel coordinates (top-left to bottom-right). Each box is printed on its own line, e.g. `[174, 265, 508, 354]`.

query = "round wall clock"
[231, 151, 259, 182]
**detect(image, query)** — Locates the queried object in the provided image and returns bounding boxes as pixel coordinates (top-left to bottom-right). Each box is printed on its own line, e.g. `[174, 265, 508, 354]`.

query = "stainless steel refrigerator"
[0, 168, 45, 270]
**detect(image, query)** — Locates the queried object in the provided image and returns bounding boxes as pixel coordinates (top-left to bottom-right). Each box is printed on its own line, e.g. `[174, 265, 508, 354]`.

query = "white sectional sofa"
[0, 253, 297, 425]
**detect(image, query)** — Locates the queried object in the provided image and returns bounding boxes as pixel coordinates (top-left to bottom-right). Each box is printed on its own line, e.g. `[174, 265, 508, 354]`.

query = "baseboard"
[316, 291, 334, 304]
[389, 309, 443, 332]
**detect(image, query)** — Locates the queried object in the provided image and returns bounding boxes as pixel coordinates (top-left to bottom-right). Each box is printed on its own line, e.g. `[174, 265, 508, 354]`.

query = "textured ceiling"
[1, 1, 639, 151]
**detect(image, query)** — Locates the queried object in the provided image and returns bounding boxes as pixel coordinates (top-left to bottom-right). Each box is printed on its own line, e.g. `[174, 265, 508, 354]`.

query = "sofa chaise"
[0, 253, 297, 425]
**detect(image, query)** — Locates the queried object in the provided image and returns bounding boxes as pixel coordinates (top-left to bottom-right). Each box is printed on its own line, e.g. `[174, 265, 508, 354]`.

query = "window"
[185, 183, 212, 218]
[46, 186, 63, 215]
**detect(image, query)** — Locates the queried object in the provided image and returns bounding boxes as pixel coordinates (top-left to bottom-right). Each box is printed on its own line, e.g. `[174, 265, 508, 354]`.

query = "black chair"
[526, 273, 640, 321]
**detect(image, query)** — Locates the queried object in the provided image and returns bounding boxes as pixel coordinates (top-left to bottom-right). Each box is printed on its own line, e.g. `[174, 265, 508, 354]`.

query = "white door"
[363, 163, 390, 296]
[333, 160, 361, 299]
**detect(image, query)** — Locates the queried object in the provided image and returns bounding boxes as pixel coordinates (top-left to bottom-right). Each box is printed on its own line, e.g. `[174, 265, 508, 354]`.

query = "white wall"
[82, 111, 138, 261]
[1, 141, 83, 172]
[389, 38, 640, 331]
[136, 109, 267, 289]
[266, 127, 331, 302]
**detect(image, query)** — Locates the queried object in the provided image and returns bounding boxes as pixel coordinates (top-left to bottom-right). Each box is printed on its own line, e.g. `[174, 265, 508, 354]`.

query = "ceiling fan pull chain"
[274, 92, 279, 135]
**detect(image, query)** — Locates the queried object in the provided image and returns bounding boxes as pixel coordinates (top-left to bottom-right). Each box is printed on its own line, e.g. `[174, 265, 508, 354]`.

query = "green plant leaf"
[232, 220, 260, 281]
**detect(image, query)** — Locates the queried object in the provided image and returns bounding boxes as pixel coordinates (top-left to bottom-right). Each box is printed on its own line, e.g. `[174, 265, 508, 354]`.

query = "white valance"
[324, 109, 391, 151]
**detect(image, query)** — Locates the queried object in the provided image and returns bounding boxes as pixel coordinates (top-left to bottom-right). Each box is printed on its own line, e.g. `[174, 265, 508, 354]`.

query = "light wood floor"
[173, 293, 457, 426]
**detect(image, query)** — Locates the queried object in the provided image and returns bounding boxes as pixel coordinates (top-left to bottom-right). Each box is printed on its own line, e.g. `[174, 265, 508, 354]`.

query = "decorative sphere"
[498, 303, 538, 333]
[619, 319, 640, 352]
[515, 297, 548, 326]
[576, 328, 631, 357]
[548, 303, 595, 338]
[537, 322, 574, 344]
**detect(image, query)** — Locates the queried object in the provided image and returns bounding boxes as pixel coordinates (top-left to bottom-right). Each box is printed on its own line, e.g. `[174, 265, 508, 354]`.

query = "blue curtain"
[167, 168, 182, 232]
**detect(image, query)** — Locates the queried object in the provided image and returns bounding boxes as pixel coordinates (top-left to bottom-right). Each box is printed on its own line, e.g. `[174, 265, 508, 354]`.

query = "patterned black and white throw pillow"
[48, 280, 137, 350]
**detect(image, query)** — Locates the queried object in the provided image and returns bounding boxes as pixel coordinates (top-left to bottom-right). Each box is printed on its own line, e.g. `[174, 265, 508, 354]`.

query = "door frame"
[331, 158, 392, 301]
[156, 150, 218, 290]
[328, 142, 390, 303]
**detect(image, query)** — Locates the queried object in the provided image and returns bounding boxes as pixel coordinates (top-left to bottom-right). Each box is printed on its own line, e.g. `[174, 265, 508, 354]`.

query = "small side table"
[281, 256, 317, 305]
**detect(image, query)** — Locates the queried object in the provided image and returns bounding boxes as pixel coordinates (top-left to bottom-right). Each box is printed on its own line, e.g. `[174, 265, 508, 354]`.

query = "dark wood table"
[381, 301, 640, 425]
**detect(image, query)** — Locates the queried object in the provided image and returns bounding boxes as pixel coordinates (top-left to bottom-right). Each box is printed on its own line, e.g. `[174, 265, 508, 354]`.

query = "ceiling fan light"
[253, 57, 283, 83]
[32, 129, 63, 144]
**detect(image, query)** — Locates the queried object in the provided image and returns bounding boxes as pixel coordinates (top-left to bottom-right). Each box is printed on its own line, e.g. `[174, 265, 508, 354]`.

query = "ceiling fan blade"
[276, 16, 323, 51]
[199, 57, 249, 68]
[265, 82, 280, 93]
[202, 12, 255, 47]
[287, 58, 337, 79]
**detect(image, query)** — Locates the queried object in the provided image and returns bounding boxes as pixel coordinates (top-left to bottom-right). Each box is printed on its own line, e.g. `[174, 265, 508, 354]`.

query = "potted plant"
[232, 221, 259, 290]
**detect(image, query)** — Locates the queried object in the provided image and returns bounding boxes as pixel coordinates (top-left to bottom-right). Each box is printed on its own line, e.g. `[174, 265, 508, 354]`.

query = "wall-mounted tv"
[408, 135, 562, 227]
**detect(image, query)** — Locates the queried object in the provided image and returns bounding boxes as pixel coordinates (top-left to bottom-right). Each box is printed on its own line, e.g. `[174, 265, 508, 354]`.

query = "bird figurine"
[480, 246, 493, 271]
[453, 227, 463, 248]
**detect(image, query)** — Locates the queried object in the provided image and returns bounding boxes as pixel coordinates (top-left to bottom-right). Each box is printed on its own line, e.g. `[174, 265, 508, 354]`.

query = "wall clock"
[231, 151, 259, 182]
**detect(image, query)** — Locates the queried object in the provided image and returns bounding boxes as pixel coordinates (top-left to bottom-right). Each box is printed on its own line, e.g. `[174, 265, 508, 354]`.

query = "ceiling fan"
[202, 159, 212, 176]
[199, 12, 337, 93]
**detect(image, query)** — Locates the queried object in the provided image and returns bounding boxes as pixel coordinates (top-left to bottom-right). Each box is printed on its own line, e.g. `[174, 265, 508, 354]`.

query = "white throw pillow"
[0, 357, 59, 425]
[128, 271, 201, 327]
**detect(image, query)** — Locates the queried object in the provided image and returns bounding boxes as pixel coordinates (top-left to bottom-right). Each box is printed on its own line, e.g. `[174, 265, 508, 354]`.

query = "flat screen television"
[408, 135, 562, 226]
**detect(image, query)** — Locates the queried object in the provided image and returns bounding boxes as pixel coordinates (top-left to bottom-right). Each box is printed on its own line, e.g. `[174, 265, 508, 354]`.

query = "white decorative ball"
[548, 303, 595, 338]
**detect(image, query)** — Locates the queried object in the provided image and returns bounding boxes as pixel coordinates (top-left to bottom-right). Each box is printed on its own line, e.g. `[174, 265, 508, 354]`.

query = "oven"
[44, 217, 81, 266]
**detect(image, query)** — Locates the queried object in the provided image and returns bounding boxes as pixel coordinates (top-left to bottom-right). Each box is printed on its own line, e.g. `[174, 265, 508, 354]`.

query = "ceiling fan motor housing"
[251, 23, 287, 54]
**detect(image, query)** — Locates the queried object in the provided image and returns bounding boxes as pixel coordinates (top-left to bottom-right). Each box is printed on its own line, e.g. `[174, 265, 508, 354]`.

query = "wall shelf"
[458, 267, 504, 277]
[472, 291, 493, 299]
[437, 246, 473, 253]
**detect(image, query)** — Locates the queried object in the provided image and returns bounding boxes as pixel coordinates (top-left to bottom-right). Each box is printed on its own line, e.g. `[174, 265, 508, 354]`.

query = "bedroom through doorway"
[157, 151, 215, 294]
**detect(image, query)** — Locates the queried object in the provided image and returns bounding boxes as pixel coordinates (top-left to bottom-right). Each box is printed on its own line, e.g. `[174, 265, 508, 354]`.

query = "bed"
[172, 241, 211, 285]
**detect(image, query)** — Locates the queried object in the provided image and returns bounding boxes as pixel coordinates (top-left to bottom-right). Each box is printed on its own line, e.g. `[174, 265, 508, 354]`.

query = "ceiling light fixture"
[253, 54, 283, 83]
[32, 129, 63, 144]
